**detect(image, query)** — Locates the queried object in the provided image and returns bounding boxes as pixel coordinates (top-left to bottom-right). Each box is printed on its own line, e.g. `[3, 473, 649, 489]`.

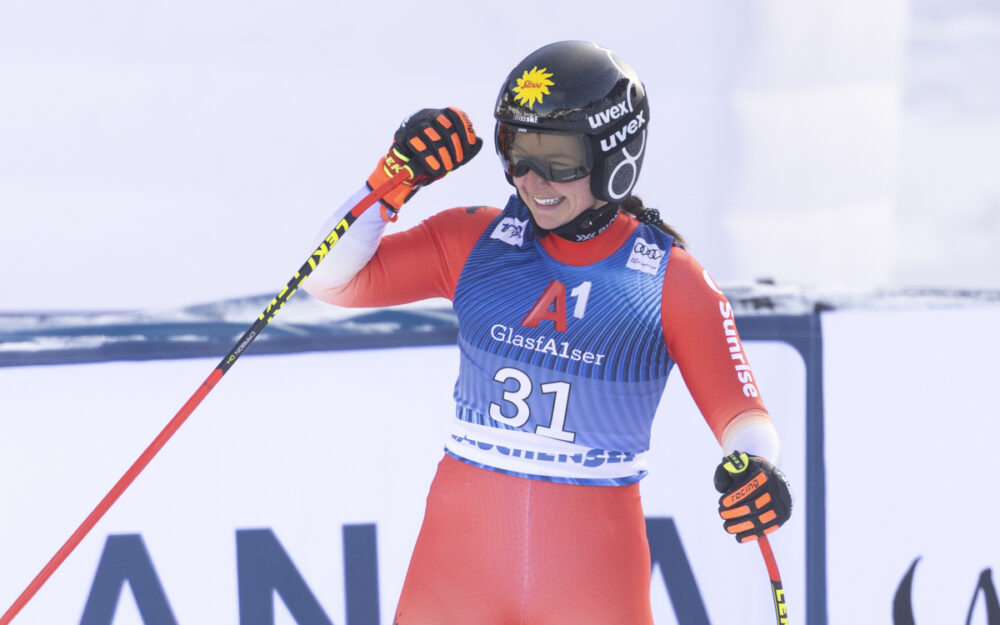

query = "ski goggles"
[496, 122, 593, 183]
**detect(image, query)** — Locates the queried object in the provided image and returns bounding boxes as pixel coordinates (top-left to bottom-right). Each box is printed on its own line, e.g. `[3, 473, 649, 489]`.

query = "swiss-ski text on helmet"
[599, 111, 646, 152]
[513, 114, 538, 124]
[587, 101, 634, 129]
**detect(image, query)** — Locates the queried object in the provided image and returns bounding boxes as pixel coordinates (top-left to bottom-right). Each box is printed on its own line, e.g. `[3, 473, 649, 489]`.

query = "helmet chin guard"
[494, 40, 649, 203]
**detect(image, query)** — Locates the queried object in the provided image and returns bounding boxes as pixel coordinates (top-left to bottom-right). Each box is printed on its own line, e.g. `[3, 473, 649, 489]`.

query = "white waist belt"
[445, 419, 647, 484]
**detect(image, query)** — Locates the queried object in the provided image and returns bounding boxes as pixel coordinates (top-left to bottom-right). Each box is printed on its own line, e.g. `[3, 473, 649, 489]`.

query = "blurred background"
[1, 0, 997, 313]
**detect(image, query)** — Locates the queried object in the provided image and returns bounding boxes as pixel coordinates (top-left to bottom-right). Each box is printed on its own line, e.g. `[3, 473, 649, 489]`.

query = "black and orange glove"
[714, 451, 792, 543]
[367, 107, 482, 220]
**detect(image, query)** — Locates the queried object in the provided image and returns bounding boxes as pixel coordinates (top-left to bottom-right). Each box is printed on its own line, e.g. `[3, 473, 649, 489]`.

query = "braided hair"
[621, 196, 685, 246]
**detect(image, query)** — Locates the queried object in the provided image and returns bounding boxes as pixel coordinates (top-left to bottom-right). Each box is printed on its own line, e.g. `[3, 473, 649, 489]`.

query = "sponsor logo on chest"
[490, 217, 529, 246]
[626, 237, 665, 275]
[490, 323, 607, 366]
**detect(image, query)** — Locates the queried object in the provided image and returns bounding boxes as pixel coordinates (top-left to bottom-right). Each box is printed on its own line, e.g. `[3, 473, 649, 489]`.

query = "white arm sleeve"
[720, 410, 781, 465]
[302, 186, 390, 293]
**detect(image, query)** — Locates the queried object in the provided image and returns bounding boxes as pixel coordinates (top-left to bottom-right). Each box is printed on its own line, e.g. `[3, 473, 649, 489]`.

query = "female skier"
[304, 40, 792, 625]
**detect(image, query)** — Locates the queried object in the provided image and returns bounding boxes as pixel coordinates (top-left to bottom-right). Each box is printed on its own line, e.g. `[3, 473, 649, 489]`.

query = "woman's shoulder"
[418, 205, 503, 242]
[662, 244, 716, 292]
[426, 205, 502, 227]
[667, 243, 696, 265]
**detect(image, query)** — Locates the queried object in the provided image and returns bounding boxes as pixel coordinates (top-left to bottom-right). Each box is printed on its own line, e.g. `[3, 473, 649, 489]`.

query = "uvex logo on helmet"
[599, 110, 647, 152]
[587, 101, 634, 129]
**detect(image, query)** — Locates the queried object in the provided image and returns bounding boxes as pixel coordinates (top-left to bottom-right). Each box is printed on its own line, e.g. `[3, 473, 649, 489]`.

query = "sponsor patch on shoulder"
[626, 237, 665, 274]
[490, 217, 529, 247]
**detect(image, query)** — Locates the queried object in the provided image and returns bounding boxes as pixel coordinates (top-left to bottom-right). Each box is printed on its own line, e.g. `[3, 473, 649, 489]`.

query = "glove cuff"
[368, 150, 417, 214]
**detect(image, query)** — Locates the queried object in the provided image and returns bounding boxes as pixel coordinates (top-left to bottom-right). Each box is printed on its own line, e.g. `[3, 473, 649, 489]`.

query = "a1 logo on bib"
[626, 237, 665, 275]
[491, 217, 530, 247]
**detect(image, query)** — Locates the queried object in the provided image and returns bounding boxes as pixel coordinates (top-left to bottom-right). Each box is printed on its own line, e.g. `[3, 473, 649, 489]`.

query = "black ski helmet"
[494, 40, 650, 203]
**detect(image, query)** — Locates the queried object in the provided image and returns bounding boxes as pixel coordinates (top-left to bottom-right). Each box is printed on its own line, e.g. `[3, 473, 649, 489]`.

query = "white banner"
[824, 307, 1000, 624]
[0, 338, 809, 624]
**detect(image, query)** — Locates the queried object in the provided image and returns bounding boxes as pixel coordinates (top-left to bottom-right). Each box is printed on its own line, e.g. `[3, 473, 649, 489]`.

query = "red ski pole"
[0, 171, 409, 624]
[758, 535, 789, 624]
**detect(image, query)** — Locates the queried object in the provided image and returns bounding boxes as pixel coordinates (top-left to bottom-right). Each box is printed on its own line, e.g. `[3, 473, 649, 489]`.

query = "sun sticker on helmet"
[512, 66, 554, 109]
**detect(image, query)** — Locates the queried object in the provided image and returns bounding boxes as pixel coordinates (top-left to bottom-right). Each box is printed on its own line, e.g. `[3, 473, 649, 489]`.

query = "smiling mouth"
[533, 196, 563, 207]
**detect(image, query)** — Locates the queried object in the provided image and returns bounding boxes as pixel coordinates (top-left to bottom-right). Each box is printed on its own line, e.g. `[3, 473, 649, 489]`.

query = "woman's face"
[512, 169, 603, 231]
